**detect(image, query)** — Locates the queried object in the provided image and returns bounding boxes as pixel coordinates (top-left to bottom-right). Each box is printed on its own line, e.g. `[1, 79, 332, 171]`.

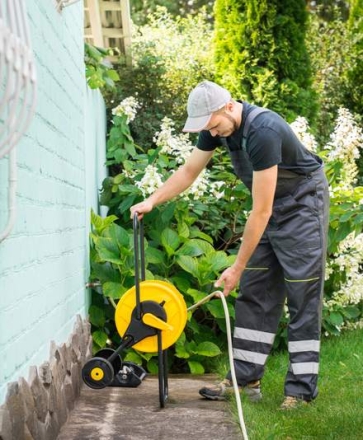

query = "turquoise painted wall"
[0, 0, 107, 404]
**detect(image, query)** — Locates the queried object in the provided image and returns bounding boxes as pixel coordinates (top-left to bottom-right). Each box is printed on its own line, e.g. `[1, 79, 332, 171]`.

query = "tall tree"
[214, 0, 317, 122]
[346, 0, 363, 183]
[346, 0, 363, 118]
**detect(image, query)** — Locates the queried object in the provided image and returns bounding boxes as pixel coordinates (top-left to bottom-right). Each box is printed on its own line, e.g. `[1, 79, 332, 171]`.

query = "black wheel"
[82, 357, 114, 389]
[94, 348, 122, 374]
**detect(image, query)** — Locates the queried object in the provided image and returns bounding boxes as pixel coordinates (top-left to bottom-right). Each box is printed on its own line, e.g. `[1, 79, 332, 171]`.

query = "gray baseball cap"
[182, 80, 231, 132]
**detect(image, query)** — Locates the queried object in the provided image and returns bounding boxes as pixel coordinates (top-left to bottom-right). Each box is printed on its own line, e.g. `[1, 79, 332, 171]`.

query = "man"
[130, 80, 329, 409]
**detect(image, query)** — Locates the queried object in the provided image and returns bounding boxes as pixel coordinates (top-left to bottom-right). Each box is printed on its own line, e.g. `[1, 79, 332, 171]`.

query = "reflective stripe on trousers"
[227, 167, 329, 400]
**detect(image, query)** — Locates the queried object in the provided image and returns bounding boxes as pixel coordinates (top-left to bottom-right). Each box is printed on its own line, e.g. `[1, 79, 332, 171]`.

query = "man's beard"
[221, 113, 239, 134]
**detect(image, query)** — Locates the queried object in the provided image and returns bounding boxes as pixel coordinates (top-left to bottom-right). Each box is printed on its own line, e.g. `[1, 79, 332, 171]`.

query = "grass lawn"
[228, 328, 363, 440]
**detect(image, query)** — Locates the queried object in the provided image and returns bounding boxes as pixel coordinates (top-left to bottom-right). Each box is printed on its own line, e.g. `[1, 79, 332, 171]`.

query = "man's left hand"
[214, 265, 244, 296]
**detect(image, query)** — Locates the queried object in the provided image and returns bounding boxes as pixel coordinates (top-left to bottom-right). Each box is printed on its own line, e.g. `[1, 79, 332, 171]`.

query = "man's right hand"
[130, 199, 154, 220]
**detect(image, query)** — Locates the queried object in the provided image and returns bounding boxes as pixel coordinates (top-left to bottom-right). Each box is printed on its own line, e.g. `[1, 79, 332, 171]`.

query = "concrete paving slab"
[57, 374, 241, 440]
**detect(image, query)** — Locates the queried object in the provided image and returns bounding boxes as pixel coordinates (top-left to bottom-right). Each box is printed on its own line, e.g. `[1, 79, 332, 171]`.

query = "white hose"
[187, 292, 249, 440]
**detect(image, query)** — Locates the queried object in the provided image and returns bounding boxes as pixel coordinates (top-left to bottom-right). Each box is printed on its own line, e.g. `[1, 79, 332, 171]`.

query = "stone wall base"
[0, 315, 92, 440]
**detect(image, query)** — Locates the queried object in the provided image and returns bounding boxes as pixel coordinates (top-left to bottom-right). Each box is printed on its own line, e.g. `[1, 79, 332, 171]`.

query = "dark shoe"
[280, 396, 309, 410]
[199, 378, 262, 402]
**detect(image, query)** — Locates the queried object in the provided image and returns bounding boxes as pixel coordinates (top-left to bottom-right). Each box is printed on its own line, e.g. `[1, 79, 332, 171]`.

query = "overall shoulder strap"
[242, 107, 268, 150]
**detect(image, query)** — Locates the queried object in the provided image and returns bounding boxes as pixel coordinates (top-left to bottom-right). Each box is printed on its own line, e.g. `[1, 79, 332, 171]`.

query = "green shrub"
[307, 10, 352, 145]
[346, 0, 363, 116]
[213, 0, 317, 123]
[346, 0, 363, 182]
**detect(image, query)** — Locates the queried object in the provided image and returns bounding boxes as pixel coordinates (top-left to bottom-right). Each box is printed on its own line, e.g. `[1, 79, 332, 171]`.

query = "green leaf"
[91, 262, 120, 283]
[145, 269, 155, 280]
[175, 347, 190, 359]
[161, 202, 176, 223]
[89, 305, 106, 327]
[208, 251, 230, 272]
[171, 275, 191, 293]
[91, 210, 118, 235]
[187, 360, 204, 374]
[175, 333, 190, 359]
[146, 247, 165, 265]
[194, 240, 215, 255]
[190, 229, 214, 244]
[339, 211, 354, 222]
[187, 288, 209, 304]
[124, 350, 143, 365]
[147, 358, 159, 374]
[103, 281, 126, 299]
[177, 222, 190, 239]
[323, 320, 341, 336]
[175, 255, 199, 278]
[177, 239, 214, 257]
[329, 312, 344, 327]
[107, 69, 120, 80]
[195, 341, 221, 357]
[118, 195, 137, 214]
[92, 330, 108, 347]
[161, 228, 180, 256]
[125, 141, 137, 157]
[117, 184, 140, 195]
[342, 306, 360, 319]
[177, 241, 204, 257]
[206, 301, 227, 319]
[335, 222, 353, 243]
[86, 44, 102, 60]
[105, 223, 130, 247]
[94, 237, 123, 265]
[353, 213, 363, 225]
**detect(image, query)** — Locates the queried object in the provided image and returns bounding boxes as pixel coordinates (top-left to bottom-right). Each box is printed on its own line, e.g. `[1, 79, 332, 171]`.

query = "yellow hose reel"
[82, 215, 187, 408]
[115, 280, 187, 352]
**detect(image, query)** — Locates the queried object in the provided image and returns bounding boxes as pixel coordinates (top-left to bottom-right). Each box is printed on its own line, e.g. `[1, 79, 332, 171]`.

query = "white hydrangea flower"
[183, 169, 210, 200]
[290, 116, 318, 152]
[112, 96, 140, 124]
[180, 169, 226, 201]
[325, 108, 363, 187]
[209, 181, 225, 200]
[154, 117, 194, 164]
[122, 169, 136, 179]
[324, 264, 334, 280]
[327, 232, 363, 306]
[135, 165, 163, 196]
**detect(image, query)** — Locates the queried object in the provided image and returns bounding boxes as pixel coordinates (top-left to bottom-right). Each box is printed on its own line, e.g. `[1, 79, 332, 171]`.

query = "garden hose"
[187, 291, 249, 440]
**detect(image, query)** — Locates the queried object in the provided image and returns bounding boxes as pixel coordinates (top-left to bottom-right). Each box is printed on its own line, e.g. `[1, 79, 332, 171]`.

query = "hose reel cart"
[82, 214, 188, 407]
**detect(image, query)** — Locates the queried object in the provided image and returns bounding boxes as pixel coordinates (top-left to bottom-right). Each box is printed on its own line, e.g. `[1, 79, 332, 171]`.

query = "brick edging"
[0, 315, 92, 440]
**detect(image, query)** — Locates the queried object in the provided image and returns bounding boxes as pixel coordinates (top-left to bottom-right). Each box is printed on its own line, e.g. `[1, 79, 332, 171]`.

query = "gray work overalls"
[226, 109, 330, 400]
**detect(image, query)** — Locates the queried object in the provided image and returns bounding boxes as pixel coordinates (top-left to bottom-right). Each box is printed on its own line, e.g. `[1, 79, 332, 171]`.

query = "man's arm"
[215, 165, 278, 296]
[130, 147, 214, 219]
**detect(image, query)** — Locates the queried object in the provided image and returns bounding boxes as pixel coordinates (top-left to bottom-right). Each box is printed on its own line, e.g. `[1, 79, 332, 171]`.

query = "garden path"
[56, 374, 241, 440]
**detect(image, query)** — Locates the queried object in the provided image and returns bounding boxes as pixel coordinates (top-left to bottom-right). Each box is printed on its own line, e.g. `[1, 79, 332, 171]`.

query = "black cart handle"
[133, 213, 146, 320]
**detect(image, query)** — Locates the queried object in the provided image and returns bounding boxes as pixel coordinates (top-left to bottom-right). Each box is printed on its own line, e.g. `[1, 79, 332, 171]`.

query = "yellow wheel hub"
[90, 367, 104, 381]
[115, 280, 187, 353]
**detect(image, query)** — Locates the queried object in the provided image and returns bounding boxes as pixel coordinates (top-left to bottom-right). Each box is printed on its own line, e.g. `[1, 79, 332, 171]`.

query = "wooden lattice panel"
[84, 0, 131, 64]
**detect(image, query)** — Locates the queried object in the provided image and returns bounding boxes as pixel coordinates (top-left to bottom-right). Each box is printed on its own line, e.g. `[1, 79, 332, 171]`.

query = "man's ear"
[225, 101, 234, 113]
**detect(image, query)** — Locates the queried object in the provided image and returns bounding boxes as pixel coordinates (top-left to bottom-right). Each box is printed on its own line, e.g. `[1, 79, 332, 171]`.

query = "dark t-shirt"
[197, 101, 322, 175]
